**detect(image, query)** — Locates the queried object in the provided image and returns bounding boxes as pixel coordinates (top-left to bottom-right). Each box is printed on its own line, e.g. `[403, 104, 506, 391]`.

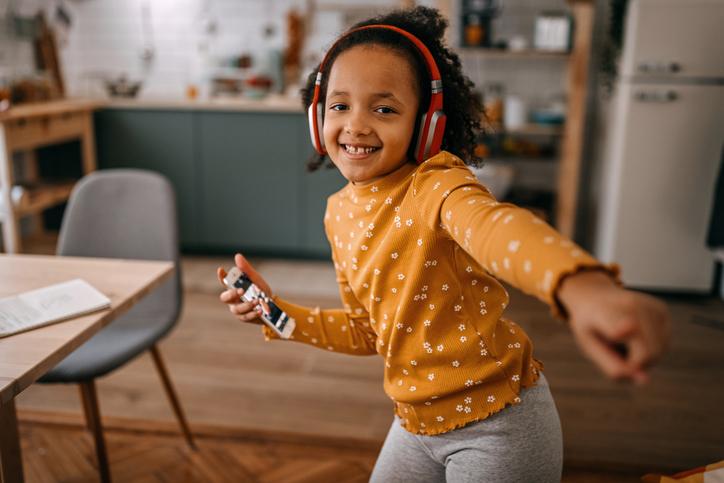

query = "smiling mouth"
[341, 144, 380, 155]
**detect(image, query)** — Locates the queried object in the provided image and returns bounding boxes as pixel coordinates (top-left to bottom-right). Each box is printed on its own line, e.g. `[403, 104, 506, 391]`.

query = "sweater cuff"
[550, 262, 622, 322]
[258, 295, 299, 341]
[261, 324, 280, 341]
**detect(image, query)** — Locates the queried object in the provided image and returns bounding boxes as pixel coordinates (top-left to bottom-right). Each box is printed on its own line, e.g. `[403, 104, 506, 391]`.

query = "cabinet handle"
[637, 61, 682, 74]
[634, 90, 678, 103]
[637, 62, 651, 73]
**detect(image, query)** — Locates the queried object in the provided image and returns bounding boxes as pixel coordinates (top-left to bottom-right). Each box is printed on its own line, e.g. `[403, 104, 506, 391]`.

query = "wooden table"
[0, 254, 173, 483]
[0, 100, 102, 254]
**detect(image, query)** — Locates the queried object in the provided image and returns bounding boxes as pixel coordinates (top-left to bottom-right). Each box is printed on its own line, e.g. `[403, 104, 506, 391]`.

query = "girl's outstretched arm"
[412, 154, 669, 382]
[414, 157, 617, 318]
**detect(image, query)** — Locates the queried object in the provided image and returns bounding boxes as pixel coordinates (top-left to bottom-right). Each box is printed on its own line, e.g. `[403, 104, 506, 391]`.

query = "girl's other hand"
[557, 270, 671, 384]
[216, 253, 274, 325]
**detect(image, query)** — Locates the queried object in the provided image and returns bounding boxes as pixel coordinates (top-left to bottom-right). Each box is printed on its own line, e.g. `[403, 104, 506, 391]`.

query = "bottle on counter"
[483, 82, 504, 130]
[504, 94, 527, 131]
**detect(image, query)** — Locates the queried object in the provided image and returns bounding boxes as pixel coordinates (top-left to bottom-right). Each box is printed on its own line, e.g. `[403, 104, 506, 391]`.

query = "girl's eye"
[329, 104, 347, 111]
[375, 106, 396, 114]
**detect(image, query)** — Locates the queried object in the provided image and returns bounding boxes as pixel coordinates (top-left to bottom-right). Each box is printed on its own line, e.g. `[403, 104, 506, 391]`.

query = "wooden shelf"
[1, 99, 98, 253]
[15, 182, 75, 217]
[505, 124, 564, 136]
[484, 156, 558, 164]
[457, 47, 570, 60]
[482, 123, 564, 137]
[20, 231, 59, 255]
[448, 0, 597, 238]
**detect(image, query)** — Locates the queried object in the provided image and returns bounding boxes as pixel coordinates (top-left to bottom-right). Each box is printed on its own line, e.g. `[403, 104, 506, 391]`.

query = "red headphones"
[308, 24, 446, 164]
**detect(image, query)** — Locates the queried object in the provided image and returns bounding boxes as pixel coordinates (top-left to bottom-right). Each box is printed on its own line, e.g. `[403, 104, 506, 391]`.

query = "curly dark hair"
[301, 6, 484, 172]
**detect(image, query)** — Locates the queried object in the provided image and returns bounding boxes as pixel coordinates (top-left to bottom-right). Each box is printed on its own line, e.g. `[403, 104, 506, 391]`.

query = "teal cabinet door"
[94, 110, 200, 246]
[296, 115, 346, 258]
[299, 162, 346, 257]
[199, 112, 302, 252]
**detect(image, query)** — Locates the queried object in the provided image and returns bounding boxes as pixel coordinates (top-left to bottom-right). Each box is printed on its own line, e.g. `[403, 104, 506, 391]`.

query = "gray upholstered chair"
[39, 169, 196, 482]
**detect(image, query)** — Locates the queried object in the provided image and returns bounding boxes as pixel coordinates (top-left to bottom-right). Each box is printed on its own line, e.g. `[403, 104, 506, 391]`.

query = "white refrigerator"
[594, 0, 724, 292]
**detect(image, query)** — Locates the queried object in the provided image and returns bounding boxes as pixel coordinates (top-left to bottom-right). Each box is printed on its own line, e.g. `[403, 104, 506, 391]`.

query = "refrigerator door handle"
[634, 90, 678, 103]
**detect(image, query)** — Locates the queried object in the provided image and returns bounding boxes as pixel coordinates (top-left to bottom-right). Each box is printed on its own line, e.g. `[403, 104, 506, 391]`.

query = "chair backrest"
[57, 169, 181, 325]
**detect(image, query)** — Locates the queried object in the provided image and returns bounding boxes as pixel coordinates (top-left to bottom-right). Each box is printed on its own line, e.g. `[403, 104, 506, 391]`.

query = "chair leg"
[78, 380, 112, 483]
[149, 344, 197, 450]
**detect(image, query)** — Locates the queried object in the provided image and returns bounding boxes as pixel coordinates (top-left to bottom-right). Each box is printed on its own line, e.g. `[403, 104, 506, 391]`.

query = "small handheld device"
[223, 267, 296, 339]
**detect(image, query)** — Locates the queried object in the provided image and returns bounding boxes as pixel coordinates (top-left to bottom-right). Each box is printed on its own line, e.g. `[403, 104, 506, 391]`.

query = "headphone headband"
[317, 24, 443, 85]
[308, 24, 446, 164]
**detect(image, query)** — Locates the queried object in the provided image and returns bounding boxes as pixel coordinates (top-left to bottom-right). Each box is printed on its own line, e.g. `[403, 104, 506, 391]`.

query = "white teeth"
[344, 145, 377, 154]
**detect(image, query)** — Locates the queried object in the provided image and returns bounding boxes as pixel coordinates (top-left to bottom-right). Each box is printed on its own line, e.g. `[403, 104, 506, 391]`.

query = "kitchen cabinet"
[198, 111, 302, 252]
[95, 109, 199, 246]
[95, 107, 346, 257]
[302, 162, 347, 252]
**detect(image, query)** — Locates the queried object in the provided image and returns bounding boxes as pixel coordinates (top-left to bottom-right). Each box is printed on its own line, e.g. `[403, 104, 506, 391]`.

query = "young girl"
[218, 7, 670, 482]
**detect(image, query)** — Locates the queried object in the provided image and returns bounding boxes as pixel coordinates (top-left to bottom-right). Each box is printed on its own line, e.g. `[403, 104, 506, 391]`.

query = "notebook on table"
[0, 279, 111, 338]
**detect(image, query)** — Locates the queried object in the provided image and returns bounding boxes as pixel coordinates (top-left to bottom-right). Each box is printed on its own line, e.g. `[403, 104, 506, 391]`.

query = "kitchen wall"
[0, 14, 37, 82]
[60, 0, 300, 98]
[1, 0, 571, 102]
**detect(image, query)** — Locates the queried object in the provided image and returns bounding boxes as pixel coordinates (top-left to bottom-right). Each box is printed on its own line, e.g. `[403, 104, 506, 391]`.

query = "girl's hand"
[216, 253, 274, 325]
[556, 270, 671, 384]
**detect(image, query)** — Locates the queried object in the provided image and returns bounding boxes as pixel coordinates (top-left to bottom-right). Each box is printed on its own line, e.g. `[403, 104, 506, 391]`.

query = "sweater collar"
[345, 161, 418, 198]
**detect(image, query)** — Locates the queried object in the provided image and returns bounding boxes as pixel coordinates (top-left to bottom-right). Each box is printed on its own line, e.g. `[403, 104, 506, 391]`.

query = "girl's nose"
[344, 113, 372, 137]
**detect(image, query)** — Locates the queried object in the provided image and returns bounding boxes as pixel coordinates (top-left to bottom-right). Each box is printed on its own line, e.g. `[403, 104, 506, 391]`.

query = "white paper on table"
[0, 279, 111, 338]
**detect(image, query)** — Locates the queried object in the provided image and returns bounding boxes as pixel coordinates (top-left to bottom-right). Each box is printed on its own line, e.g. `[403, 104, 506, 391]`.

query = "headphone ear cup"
[429, 112, 446, 158]
[414, 112, 428, 163]
[414, 111, 446, 163]
[316, 102, 325, 152]
[308, 102, 326, 154]
[308, 103, 320, 152]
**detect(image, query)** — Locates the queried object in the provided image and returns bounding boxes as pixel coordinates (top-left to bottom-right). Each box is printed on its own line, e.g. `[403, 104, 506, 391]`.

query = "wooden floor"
[20, 413, 379, 483]
[19, 413, 644, 483]
[15, 254, 724, 481]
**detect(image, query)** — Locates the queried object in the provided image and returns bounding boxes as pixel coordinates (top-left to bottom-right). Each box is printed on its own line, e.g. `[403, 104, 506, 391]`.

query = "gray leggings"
[369, 373, 562, 483]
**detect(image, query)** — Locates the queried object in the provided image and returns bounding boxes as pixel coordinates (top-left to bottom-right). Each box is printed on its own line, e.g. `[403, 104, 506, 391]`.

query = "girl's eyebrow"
[371, 92, 402, 103]
[328, 90, 403, 103]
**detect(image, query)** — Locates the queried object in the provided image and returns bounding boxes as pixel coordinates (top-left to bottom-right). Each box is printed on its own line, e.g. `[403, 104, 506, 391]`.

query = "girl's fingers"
[217, 267, 227, 287]
[576, 326, 631, 380]
[234, 253, 273, 296]
[219, 256, 270, 326]
[259, 299, 271, 316]
[228, 300, 259, 317]
[596, 314, 637, 342]
[230, 303, 263, 324]
[219, 289, 234, 303]
[625, 300, 670, 374]
[623, 334, 651, 375]
[219, 288, 245, 304]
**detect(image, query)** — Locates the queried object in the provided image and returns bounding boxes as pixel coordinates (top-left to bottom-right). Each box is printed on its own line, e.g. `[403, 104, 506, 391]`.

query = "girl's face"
[323, 45, 420, 185]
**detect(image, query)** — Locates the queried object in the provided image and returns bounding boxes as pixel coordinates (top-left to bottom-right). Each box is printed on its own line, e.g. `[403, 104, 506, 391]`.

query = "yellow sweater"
[265, 151, 618, 435]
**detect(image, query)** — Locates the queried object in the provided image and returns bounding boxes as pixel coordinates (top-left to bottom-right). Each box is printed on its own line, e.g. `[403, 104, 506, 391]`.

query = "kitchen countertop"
[105, 94, 304, 113]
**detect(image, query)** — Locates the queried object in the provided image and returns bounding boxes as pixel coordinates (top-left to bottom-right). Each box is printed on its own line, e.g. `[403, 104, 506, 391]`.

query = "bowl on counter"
[243, 75, 273, 100]
[105, 76, 143, 98]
